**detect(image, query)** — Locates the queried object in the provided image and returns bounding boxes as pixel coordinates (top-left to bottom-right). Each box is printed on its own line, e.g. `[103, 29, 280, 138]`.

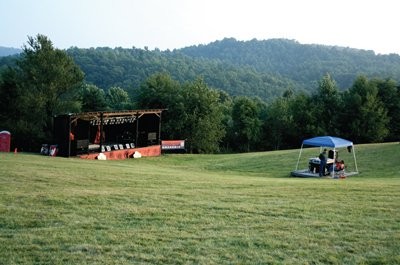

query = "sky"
[1, 0, 399, 55]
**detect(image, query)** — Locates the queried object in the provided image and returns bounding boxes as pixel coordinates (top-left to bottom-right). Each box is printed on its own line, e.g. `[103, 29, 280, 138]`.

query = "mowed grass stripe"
[0, 143, 399, 264]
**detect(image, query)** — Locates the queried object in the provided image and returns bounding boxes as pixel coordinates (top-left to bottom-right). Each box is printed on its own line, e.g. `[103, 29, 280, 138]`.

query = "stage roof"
[56, 109, 166, 125]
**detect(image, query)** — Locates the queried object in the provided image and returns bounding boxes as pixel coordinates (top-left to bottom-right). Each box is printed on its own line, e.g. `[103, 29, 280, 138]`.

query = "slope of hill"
[179, 38, 400, 90]
[2, 39, 400, 101]
[0, 143, 399, 264]
[66, 46, 296, 100]
[66, 38, 400, 100]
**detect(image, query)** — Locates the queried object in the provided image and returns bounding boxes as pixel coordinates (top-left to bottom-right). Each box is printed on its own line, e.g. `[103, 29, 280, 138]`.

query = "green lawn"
[0, 143, 399, 264]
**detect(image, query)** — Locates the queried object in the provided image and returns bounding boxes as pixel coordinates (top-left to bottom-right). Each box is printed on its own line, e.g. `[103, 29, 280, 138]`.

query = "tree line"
[1, 35, 399, 153]
[139, 73, 398, 153]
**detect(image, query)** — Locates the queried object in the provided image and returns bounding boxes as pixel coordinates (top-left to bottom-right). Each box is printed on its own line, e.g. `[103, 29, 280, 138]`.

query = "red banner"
[161, 140, 185, 150]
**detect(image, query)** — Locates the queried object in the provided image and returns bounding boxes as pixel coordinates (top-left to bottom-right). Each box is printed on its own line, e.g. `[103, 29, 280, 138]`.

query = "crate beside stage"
[53, 109, 165, 158]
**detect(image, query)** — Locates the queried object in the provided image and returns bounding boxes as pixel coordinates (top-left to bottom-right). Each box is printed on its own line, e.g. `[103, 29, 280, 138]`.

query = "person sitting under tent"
[328, 159, 345, 173]
[335, 160, 345, 171]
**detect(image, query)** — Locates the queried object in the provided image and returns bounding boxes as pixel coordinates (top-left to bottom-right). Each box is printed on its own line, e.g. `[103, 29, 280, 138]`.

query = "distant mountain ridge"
[1, 38, 400, 100]
[178, 38, 400, 90]
[0, 46, 22, 57]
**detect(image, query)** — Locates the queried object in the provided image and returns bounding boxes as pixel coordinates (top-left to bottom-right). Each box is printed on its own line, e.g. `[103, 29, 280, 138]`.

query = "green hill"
[179, 38, 400, 90]
[66, 46, 295, 100]
[2, 38, 400, 101]
[66, 39, 400, 100]
[0, 142, 399, 264]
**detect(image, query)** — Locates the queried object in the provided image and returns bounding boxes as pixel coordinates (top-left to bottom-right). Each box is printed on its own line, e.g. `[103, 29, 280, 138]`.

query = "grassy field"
[0, 142, 399, 264]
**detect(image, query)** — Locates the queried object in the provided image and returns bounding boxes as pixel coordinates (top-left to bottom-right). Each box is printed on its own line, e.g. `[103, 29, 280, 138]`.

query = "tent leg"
[331, 148, 335, 178]
[353, 146, 359, 172]
[295, 144, 303, 170]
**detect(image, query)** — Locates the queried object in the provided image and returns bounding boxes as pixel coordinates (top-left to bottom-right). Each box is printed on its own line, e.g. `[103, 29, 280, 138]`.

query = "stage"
[79, 145, 161, 160]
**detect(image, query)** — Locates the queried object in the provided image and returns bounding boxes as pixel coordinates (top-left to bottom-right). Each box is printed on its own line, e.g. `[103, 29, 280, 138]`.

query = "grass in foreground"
[0, 143, 399, 264]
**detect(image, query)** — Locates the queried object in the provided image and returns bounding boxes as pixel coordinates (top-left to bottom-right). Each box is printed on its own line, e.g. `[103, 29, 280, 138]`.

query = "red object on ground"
[0, 131, 11, 152]
[49, 145, 58, 156]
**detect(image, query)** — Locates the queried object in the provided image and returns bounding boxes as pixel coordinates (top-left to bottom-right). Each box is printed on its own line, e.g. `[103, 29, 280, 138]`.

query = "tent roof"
[302, 136, 353, 148]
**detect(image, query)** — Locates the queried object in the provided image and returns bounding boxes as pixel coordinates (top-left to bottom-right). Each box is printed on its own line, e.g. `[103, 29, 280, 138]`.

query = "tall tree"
[287, 92, 317, 146]
[80, 84, 107, 112]
[375, 78, 400, 141]
[313, 74, 341, 135]
[181, 78, 225, 153]
[231, 96, 262, 152]
[0, 34, 84, 150]
[0, 68, 21, 124]
[137, 73, 185, 140]
[19, 35, 84, 128]
[217, 90, 234, 152]
[263, 96, 293, 150]
[106, 86, 132, 110]
[138, 74, 225, 153]
[342, 76, 389, 143]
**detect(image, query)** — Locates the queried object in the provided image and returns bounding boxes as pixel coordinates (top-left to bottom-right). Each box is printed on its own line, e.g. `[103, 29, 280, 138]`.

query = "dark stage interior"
[53, 109, 165, 157]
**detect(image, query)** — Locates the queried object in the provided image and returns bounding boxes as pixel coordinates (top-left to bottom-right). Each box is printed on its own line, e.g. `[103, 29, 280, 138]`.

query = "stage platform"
[79, 145, 161, 160]
[291, 169, 359, 178]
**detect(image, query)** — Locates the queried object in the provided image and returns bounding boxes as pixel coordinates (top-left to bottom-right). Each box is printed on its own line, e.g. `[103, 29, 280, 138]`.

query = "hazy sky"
[1, 0, 399, 54]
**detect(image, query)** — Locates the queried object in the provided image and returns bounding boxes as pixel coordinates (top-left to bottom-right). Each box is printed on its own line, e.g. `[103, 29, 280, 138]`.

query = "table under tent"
[291, 136, 359, 178]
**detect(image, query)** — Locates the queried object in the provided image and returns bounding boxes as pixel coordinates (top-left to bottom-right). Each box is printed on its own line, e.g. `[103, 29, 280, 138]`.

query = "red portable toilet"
[0, 131, 11, 152]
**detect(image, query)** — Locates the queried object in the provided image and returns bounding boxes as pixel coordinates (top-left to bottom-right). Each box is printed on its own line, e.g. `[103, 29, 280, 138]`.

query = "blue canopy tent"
[292, 136, 359, 177]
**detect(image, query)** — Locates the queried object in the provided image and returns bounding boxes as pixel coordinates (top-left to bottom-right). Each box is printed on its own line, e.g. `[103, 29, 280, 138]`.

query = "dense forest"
[0, 35, 399, 153]
[180, 38, 400, 90]
[66, 46, 295, 101]
[2, 38, 400, 101]
[67, 38, 400, 101]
